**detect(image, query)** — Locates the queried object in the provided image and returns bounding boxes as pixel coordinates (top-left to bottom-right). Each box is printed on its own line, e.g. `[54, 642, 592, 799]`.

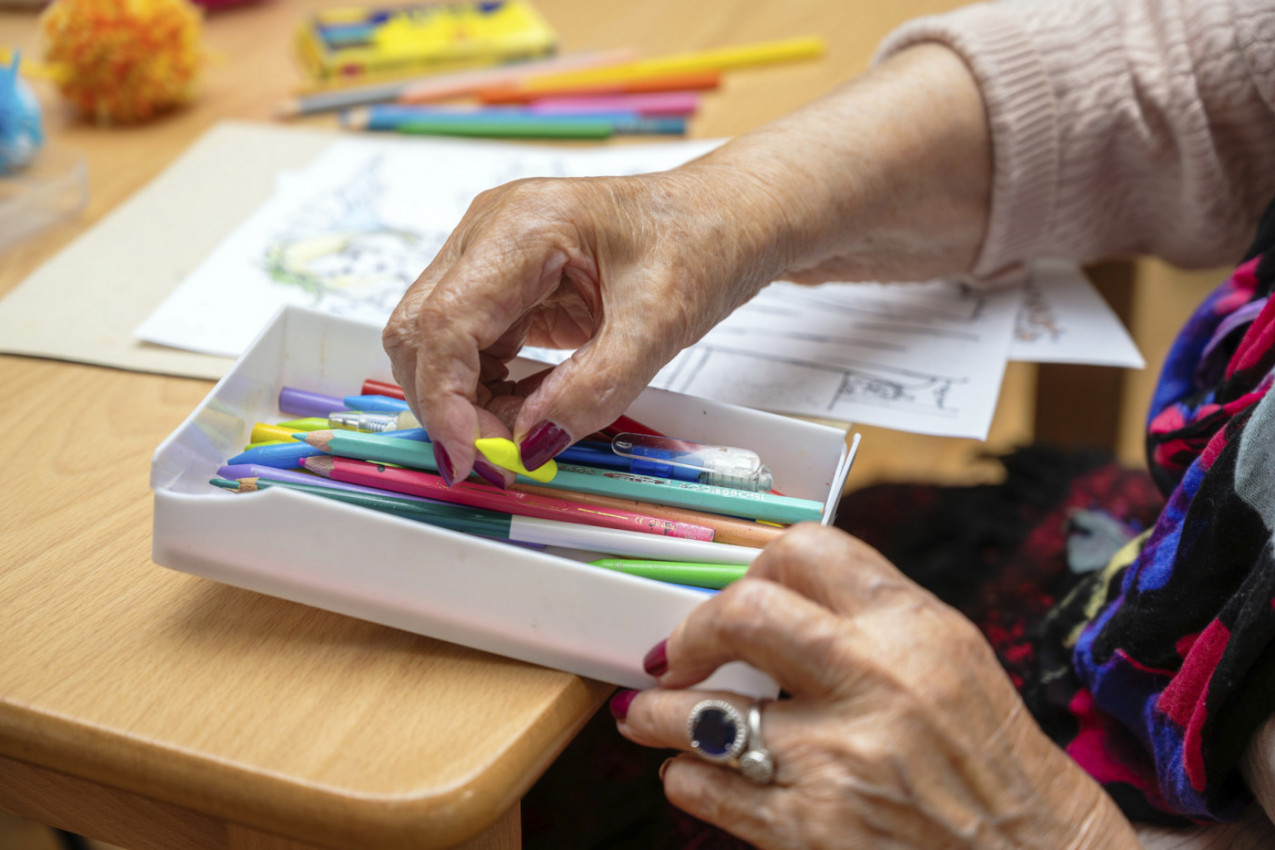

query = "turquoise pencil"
[534, 464, 823, 525]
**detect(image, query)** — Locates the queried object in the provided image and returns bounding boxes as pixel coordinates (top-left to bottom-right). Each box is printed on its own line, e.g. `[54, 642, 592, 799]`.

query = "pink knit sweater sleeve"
[875, 0, 1275, 278]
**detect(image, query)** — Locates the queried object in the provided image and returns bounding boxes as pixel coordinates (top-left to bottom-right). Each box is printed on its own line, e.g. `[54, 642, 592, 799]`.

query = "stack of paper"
[2, 123, 1143, 440]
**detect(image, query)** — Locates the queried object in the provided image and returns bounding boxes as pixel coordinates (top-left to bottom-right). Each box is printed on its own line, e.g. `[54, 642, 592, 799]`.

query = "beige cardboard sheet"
[0, 121, 338, 380]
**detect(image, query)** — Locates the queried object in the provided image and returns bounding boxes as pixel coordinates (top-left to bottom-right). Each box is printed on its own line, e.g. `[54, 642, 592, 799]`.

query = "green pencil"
[589, 559, 748, 589]
[276, 417, 333, 431]
[303, 430, 822, 524]
[396, 117, 614, 140]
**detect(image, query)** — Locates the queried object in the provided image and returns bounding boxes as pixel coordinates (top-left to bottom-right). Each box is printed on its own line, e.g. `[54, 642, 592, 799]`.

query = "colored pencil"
[243, 440, 293, 450]
[228, 442, 321, 468]
[279, 387, 349, 419]
[589, 559, 748, 589]
[302, 430, 821, 523]
[534, 465, 818, 523]
[276, 417, 333, 431]
[515, 37, 825, 91]
[277, 49, 637, 116]
[301, 455, 715, 541]
[396, 49, 639, 103]
[343, 394, 411, 413]
[217, 463, 448, 503]
[344, 106, 686, 136]
[210, 476, 757, 564]
[233, 427, 424, 468]
[526, 92, 700, 117]
[511, 482, 783, 549]
[394, 117, 616, 140]
[250, 422, 304, 444]
[478, 70, 720, 105]
[362, 378, 404, 400]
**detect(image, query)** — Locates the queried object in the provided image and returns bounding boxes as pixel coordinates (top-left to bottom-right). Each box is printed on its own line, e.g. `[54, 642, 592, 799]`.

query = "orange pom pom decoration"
[41, 0, 203, 124]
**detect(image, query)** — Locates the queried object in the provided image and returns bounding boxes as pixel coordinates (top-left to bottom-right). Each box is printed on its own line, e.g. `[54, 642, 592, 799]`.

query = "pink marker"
[526, 91, 700, 118]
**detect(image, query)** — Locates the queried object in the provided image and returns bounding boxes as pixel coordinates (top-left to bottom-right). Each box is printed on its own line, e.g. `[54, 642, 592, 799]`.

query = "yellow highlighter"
[474, 437, 558, 483]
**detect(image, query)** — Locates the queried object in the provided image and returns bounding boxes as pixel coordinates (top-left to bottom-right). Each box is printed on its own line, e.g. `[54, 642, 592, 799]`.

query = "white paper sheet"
[1008, 260, 1144, 367]
[528, 278, 1022, 439]
[135, 136, 721, 356]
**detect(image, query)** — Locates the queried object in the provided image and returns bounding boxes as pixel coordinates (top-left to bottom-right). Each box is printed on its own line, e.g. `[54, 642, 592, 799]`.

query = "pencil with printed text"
[301, 454, 716, 541]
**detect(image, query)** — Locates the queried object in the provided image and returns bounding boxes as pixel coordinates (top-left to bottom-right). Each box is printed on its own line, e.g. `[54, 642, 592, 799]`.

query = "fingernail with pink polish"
[609, 689, 639, 720]
[472, 457, 508, 490]
[520, 420, 571, 471]
[435, 442, 456, 487]
[643, 639, 668, 677]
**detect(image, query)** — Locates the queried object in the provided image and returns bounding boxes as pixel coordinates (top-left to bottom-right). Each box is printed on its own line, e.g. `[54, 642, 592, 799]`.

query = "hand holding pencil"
[381, 165, 794, 487]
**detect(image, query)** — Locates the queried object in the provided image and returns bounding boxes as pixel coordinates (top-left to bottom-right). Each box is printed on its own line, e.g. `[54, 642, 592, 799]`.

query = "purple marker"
[278, 387, 350, 419]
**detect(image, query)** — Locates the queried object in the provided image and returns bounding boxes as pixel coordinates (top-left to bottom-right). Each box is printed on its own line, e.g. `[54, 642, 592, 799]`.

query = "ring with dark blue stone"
[687, 699, 748, 763]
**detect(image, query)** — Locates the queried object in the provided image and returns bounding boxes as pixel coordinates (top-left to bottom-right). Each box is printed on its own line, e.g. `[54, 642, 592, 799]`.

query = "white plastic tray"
[151, 306, 858, 696]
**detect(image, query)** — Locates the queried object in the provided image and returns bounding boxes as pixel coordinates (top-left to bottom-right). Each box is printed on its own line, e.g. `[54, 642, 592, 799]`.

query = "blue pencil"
[345, 106, 687, 136]
[343, 394, 412, 413]
[237, 427, 425, 468]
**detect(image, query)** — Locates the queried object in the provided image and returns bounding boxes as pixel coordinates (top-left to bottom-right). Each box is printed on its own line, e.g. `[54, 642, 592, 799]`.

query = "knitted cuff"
[874, 4, 1059, 280]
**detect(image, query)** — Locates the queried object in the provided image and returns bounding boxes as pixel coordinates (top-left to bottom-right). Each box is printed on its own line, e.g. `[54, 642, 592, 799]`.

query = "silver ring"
[686, 698, 776, 784]
[739, 699, 775, 784]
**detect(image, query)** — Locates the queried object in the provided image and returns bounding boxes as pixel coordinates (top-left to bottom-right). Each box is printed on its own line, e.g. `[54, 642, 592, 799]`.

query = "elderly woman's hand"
[381, 166, 792, 485]
[612, 524, 1141, 849]
[383, 45, 992, 486]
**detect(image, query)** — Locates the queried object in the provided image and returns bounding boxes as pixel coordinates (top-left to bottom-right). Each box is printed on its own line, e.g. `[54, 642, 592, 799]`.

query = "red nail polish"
[435, 442, 455, 487]
[609, 688, 638, 720]
[643, 639, 668, 677]
[520, 420, 571, 472]
[472, 458, 508, 490]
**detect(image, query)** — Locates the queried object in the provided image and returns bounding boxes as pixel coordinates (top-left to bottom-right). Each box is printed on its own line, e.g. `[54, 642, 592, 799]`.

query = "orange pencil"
[479, 70, 720, 105]
[510, 482, 783, 549]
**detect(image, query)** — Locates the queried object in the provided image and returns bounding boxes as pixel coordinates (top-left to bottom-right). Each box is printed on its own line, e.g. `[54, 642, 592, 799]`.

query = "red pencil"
[301, 455, 715, 542]
[362, 378, 406, 400]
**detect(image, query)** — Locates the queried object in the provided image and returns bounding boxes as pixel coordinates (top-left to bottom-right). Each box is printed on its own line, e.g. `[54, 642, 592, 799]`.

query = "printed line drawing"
[658, 344, 969, 419]
[261, 155, 448, 317]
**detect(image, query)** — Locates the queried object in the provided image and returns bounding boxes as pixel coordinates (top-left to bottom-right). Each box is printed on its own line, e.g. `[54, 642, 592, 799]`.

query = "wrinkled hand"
[382, 166, 790, 485]
[614, 524, 1139, 850]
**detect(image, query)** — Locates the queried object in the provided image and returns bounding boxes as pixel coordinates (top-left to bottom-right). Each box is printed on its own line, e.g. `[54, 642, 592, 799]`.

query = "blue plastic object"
[0, 53, 43, 175]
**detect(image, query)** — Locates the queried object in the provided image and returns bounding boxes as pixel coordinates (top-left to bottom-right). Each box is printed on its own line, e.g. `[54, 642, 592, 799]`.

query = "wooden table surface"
[0, 2, 974, 848]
